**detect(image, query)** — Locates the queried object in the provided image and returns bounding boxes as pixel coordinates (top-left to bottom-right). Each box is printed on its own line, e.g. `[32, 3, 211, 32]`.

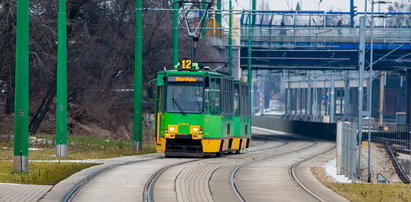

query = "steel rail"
[143, 134, 288, 202]
[63, 157, 162, 202]
[384, 142, 410, 183]
[143, 134, 287, 202]
[230, 139, 319, 202]
[62, 132, 277, 202]
[246, 135, 289, 153]
[143, 159, 200, 202]
[62, 133, 304, 202]
[289, 146, 335, 202]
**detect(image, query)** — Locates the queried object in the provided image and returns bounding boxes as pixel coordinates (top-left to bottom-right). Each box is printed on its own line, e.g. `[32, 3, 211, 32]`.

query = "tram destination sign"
[167, 76, 204, 83]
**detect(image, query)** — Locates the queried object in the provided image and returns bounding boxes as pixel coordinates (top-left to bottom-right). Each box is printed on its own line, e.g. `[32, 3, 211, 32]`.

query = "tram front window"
[166, 83, 204, 114]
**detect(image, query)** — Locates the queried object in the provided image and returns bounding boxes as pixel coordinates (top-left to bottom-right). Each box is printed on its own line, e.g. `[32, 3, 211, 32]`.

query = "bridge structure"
[233, 11, 411, 125]
[239, 11, 411, 70]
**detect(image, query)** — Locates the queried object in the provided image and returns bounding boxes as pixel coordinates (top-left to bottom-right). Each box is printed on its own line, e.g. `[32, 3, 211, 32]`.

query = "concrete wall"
[253, 116, 336, 141]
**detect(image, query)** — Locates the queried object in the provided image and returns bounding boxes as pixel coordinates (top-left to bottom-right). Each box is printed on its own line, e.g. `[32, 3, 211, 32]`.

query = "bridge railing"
[238, 26, 411, 45]
[240, 11, 411, 28]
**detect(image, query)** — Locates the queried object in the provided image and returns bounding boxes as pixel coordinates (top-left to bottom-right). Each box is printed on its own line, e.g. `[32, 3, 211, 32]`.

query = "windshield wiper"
[172, 97, 186, 115]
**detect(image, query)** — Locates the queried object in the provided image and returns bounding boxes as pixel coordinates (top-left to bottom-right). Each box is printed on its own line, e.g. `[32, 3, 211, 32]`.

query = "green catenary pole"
[201, 0, 207, 37]
[56, 0, 68, 157]
[228, 0, 232, 76]
[216, 0, 222, 36]
[172, 0, 179, 65]
[247, 0, 255, 116]
[14, 0, 29, 172]
[252, 0, 256, 23]
[133, 0, 143, 150]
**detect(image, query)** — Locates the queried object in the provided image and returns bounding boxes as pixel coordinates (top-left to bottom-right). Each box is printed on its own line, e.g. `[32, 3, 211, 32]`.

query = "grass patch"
[0, 161, 98, 185]
[325, 182, 411, 201]
[0, 135, 156, 185]
[0, 135, 156, 160]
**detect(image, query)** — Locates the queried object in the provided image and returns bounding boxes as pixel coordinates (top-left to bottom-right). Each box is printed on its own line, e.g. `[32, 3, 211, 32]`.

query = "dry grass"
[0, 161, 97, 185]
[0, 135, 156, 185]
[325, 183, 411, 202]
[311, 167, 411, 201]
[0, 135, 156, 160]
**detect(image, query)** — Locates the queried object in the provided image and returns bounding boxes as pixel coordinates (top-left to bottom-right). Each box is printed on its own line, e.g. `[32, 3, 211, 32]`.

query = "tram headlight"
[167, 125, 178, 134]
[190, 126, 202, 134]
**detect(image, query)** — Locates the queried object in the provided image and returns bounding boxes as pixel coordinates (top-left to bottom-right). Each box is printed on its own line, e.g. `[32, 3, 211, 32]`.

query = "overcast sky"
[234, 0, 407, 12]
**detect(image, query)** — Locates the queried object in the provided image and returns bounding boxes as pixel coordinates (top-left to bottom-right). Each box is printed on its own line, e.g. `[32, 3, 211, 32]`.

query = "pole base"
[56, 144, 68, 157]
[13, 156, 28, 172]
[133, 141, 142, 151]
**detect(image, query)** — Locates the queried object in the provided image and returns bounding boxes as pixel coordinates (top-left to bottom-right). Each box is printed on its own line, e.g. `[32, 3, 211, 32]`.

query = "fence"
[338, 121, 411, 183]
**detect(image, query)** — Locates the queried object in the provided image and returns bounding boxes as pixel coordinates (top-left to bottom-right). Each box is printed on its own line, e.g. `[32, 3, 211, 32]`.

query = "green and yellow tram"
[153, 59, 251, 157]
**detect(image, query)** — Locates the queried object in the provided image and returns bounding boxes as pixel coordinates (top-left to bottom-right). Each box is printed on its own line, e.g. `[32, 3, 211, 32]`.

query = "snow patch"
[29, 148, 44, 151]
[324, 159, 352, 183]
[0, 183, 22, 186]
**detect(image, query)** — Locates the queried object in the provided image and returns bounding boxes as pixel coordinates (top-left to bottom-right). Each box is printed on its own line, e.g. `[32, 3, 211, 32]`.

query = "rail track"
[63, 133, 331, 202]
[289, 146, 335, 202]
[62, 157, 161, 202]
[62, 134, 283, 201]
[143, 159, 200, 202]
[230, 141, 319, 202]
[143, 134, 288, 201]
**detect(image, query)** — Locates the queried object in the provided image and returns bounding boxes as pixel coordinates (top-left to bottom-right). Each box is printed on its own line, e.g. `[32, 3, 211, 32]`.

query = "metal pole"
[133, 0, 143, 150]
[344, 72, 350, 121]
[216, 0, 222, 37]
[367, 0, 375, 183]
[378, 71, 385, 126]
[56, 0, 68, 157]
[252, 0, 256, 24]
[14, 0, 29, 172]
[312, 86, 318, 122]
[330, 73, 335, 123]
[357, 16, 366, 178]
[336, 121, 343, 174]
[247, 0, 255, 115]
[228, 0, 232, 76]
[190, 37, 195, 61]
[172, 0, 179, 65]
[350, 0, 355, 26]
[202, 0, 207, 37]
[408, 70, 411, 124]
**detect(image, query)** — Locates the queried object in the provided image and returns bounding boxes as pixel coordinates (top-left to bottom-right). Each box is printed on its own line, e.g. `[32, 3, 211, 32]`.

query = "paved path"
[0, 183, 52, 202]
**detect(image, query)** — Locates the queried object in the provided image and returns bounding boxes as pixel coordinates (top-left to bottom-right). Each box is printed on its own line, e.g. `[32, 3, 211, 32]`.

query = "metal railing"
[238, 26, 411, 45]
[240, 11, 411, 28]
[237, 11, 411, 46]
[338, 121, 411, 183]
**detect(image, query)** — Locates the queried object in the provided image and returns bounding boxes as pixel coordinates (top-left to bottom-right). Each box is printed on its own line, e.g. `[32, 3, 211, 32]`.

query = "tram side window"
[222, 79, 227, 115]
[234, 84, 240, 115]
[222, 78, 234, 115]
[229, 80, 234, 114]
[241, 84, 246, 117]
[241, 84, 250, 117]
[209, 78, 221, 114]
[245, 85, 250, 117]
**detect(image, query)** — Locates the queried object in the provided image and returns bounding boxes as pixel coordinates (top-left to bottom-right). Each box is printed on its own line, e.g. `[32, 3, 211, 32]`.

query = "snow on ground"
[325, 159, 352, 183]
[29, 148, 44, 151]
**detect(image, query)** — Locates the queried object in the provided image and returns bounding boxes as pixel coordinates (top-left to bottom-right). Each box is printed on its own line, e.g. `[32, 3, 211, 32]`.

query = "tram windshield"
[166, 83, 204, 114]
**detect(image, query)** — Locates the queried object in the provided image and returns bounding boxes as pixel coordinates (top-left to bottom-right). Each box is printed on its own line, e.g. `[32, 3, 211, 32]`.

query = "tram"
[153, 59, 251, 157]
